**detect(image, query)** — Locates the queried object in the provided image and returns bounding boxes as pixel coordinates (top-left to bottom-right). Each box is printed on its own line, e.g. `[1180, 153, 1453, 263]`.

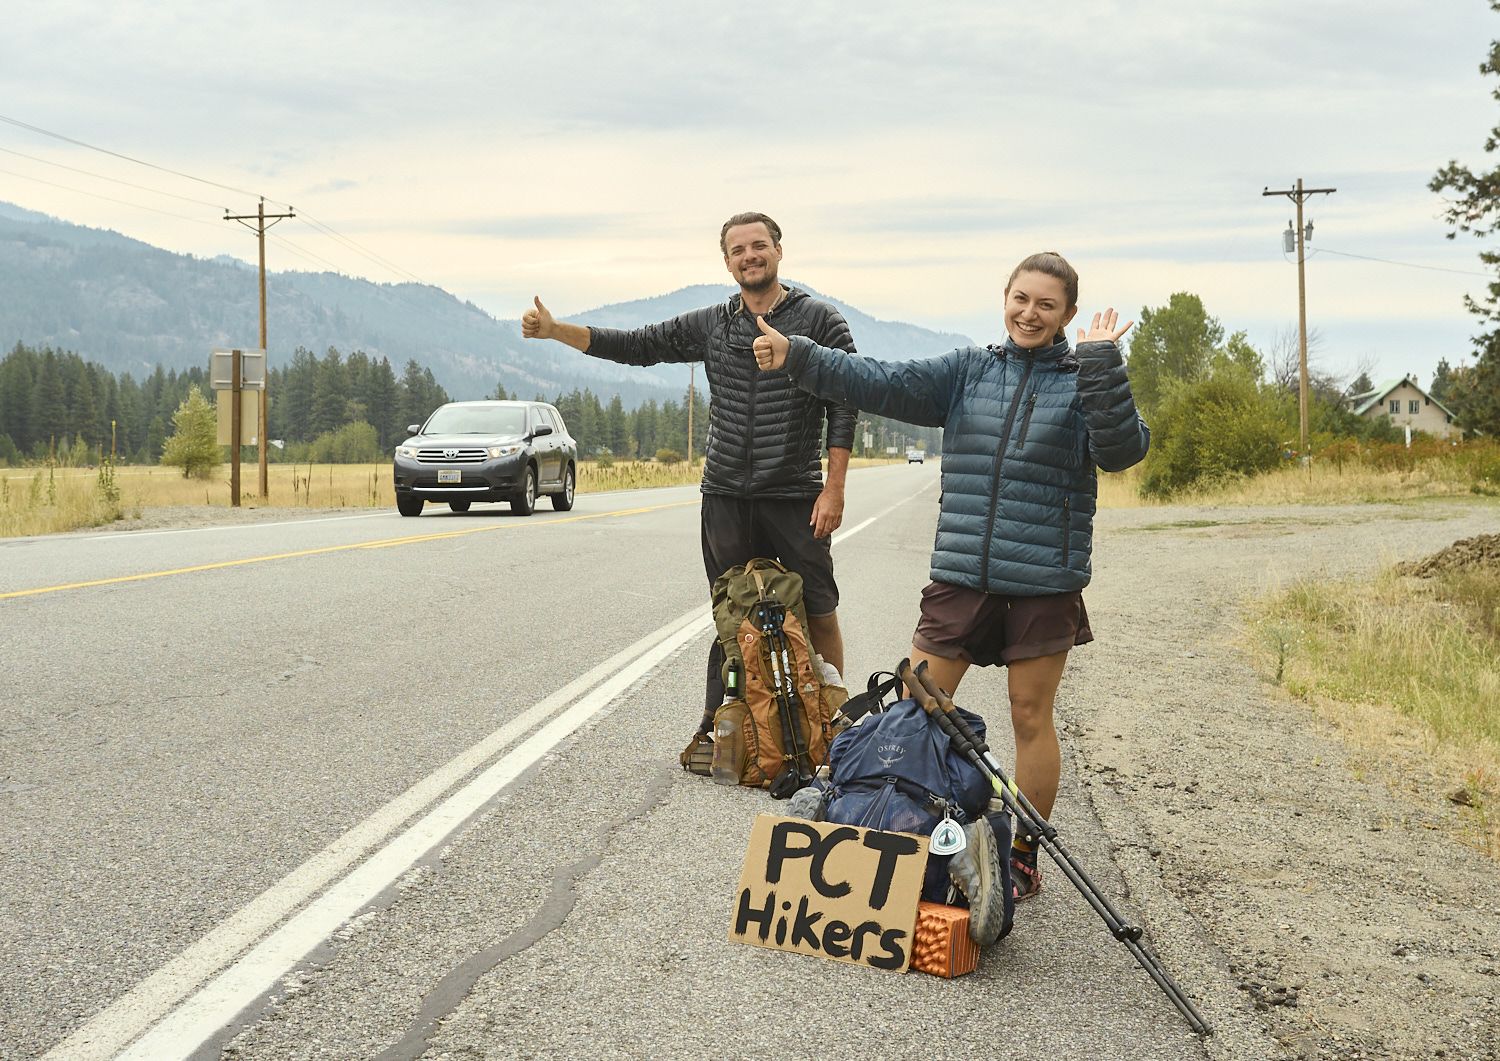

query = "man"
[521, 211, 857, 737]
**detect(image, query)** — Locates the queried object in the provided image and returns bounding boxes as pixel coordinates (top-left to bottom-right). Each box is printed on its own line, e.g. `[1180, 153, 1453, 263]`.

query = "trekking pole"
[897, 659, 1211, 1036]
[758, 601, 810, 798]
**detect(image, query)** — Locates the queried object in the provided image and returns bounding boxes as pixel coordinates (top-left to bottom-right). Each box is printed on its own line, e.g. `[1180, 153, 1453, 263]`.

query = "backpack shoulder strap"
[840, 671, 901, 724]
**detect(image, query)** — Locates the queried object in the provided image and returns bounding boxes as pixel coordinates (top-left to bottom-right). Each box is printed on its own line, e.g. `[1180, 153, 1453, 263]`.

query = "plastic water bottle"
[711, 701, 748, 786]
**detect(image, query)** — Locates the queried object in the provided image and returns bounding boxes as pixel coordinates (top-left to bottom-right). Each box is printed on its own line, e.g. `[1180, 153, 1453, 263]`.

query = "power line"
[0, 145, 228, 209]
[295, 211, 430, 286]
[0, 113, 449, 295]
[0, 112, 287, 206]
[1308, 246, 1490, 277]
[0, 167, 225, 229]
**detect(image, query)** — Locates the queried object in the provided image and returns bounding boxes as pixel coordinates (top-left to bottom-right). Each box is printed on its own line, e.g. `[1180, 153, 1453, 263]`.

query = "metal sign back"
[210, 348, 266, 390]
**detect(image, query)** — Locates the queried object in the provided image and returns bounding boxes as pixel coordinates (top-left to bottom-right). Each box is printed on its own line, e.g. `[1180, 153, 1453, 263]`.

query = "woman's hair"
[1005, 251, 1079, 309]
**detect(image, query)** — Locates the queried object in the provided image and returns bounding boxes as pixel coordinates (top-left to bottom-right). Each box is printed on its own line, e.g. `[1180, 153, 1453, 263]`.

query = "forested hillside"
[0, 341, 935, 467]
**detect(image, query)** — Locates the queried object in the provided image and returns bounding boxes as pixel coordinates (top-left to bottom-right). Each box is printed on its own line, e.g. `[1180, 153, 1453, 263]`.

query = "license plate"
[438, 469, 461, 483]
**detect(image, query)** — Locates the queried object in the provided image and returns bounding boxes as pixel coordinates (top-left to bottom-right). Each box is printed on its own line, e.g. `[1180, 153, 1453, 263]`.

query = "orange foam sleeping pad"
[909, 901, 981, 978]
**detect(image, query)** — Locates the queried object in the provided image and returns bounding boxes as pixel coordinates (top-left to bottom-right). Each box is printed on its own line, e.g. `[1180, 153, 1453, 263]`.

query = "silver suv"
[393, 401, 577, 516]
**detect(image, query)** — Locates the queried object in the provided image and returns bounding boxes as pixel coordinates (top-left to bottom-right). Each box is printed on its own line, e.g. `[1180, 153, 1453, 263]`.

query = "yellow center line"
[1, 500, 700, 600]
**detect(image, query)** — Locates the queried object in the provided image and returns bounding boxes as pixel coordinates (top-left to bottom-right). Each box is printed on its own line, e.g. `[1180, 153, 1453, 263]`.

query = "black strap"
[840, 671, 901, 724]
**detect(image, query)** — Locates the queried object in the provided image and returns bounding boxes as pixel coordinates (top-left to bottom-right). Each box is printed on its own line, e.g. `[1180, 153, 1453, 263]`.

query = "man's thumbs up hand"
[753, 315, 789, 371]
[522, 296, 555, 340]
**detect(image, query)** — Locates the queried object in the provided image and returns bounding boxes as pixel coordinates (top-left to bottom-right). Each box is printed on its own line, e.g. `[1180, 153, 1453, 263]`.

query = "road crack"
[373, 766, 678, 1061]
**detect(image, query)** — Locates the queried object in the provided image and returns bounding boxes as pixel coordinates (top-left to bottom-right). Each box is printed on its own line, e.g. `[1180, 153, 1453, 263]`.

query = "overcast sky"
[3, 0, 1497, 388]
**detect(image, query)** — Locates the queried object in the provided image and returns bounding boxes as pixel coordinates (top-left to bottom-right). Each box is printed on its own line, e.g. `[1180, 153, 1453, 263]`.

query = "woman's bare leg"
[1008, 651, 1069, 820]
[907, 648, 970, 700]
[909, 646, 1067, 820]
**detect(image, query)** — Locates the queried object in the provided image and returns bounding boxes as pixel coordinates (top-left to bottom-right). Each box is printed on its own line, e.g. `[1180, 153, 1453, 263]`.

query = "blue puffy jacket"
[782, 335, 1149, 595]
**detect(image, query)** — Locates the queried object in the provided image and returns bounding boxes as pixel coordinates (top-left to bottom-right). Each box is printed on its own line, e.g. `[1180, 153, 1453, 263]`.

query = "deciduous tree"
[160, 386, 221, 479]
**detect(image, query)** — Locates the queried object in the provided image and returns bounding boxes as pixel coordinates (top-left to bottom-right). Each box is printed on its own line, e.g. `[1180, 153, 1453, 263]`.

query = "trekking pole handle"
[913, 660, 993, 758]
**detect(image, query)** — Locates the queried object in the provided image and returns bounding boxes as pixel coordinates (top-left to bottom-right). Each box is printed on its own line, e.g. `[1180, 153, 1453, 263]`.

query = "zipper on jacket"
[1062, 497, 1072, 567]
[1017, 391, 1039, 449]
[979, 352, 1035, 593]
[743, 299, 760, 497]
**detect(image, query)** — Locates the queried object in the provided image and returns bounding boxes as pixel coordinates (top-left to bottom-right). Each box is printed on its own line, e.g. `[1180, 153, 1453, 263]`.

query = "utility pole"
[225, 197, 294, 499]
[1263, 179, 1335, 452]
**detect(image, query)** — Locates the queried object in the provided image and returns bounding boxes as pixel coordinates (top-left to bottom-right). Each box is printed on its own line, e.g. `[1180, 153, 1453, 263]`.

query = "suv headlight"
[396, 445, 417, 458]
[488, 444, 523, 458]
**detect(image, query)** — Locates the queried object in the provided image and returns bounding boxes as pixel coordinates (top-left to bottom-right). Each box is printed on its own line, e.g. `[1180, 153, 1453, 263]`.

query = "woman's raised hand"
[1077, 308, 1134, 345]
[753, 316, 789, 371]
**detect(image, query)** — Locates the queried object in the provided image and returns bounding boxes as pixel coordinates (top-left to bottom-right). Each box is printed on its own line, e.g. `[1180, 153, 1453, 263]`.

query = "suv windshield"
[423, 405, 528, 436]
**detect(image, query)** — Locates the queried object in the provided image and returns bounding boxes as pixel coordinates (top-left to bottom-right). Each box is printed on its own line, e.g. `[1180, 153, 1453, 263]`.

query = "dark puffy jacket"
[587, 287, 858, 499]
[783, 335, 1149, 595]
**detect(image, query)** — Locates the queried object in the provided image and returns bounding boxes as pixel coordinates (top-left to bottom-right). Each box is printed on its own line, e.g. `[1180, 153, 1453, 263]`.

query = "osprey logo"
[876, 743, 905, 769]
[443, 448, 459, 459]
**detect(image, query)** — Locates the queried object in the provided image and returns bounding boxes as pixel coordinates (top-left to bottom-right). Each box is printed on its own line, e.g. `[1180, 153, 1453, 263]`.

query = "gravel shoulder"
[1064, 499, 1500, 1060]
[64, 505, 374, 535]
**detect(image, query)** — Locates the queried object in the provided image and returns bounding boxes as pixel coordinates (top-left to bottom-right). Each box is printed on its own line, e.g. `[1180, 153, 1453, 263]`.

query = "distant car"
[393, 400, 577, 517]
[907, 449, 924, 464]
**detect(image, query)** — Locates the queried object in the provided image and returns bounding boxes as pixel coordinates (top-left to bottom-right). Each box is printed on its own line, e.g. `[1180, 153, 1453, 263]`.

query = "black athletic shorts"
[913, 581, 1092, 667]
[701, 495, 840, 617]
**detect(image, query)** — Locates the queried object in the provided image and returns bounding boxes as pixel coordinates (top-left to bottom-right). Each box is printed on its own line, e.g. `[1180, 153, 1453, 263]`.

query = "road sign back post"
[231, 349, 241, 505]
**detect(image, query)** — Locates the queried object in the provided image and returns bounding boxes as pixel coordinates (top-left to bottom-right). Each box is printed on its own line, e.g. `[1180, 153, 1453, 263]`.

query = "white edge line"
[40, 605, 711, 1061]
[111, 610, 716, 1061]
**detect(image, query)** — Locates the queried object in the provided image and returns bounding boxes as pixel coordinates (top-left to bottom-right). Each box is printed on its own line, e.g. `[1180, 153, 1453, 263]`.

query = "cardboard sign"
[728, 814, 929, 972]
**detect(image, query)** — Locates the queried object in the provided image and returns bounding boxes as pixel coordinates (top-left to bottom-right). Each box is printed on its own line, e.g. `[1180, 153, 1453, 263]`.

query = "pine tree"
[311, 347, 350, 436]
[606, 394, 628, 456]
[1431, 2, 1500, 435]
[31, 350, 67, 456]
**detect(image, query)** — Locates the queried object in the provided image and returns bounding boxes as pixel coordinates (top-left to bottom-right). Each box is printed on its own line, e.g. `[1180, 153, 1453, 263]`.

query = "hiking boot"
[948, 816, 1006, 945]
[1011, 842, 1042, 902]
[785, 784, 827, 822]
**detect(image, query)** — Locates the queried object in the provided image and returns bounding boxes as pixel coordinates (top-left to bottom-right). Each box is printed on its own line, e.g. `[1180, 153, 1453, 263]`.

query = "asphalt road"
[1, 464, 1209, 1061]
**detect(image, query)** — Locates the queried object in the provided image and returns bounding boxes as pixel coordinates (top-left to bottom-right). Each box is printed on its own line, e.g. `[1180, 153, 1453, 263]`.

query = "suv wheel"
[449, 500, 471, 513]
[551, 465, 575, 511]
[511, 466, 536, 516]
[397, 494, 424, 517]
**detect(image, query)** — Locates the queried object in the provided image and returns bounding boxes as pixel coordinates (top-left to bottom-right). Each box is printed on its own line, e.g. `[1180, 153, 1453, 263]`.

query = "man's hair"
[1006, 251, 1079, 309]
[720, 212, 782, 256]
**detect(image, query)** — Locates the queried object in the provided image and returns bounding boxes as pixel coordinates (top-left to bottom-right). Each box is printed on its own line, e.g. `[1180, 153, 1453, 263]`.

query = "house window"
[1409, 400, 1420, 414]
[1389, 399, 1400, 414]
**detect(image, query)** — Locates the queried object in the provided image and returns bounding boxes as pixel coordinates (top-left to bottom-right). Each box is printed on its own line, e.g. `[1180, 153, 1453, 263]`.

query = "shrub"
[308, 421, 382, 463]
[655, 448, 683, 465]
[596, 449, 615, 468]
[1139, 364, 1283, 497]
[160, 386, 221, 479]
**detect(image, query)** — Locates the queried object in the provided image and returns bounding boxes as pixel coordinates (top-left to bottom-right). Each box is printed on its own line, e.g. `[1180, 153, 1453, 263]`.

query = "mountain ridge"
[0, 202, 974, 402]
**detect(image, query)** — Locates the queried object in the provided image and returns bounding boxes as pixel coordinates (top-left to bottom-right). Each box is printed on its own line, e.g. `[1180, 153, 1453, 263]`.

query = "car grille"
[414, 448, 488, 464]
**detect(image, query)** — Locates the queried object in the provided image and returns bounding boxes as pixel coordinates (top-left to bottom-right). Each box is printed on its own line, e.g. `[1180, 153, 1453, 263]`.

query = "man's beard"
[737, 263, 779, 295]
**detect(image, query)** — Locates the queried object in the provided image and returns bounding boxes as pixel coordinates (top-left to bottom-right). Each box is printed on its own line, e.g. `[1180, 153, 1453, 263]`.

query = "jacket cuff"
[1074, 339, 1123, 368]
[785, 335, 817, 377]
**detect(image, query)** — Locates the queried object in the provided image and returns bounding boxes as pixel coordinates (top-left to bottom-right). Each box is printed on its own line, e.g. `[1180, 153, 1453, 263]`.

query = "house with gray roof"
[1345, 375, 1458, 439]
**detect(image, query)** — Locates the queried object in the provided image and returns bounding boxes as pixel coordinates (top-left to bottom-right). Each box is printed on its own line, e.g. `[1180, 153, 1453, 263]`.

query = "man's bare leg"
[806, 611, 845, 678]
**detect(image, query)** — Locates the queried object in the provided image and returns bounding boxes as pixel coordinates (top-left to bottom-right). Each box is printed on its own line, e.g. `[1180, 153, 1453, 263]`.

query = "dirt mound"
[1395, 533, 1500, 577]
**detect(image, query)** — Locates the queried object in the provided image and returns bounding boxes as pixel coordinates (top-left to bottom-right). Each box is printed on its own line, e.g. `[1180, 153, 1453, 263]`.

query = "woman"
[752, 252, 1148, 901]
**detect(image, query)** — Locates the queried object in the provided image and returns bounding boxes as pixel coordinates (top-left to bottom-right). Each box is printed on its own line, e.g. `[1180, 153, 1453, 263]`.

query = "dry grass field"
[1249, 542, 1500, 859]
[0, 456, 913, 538]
